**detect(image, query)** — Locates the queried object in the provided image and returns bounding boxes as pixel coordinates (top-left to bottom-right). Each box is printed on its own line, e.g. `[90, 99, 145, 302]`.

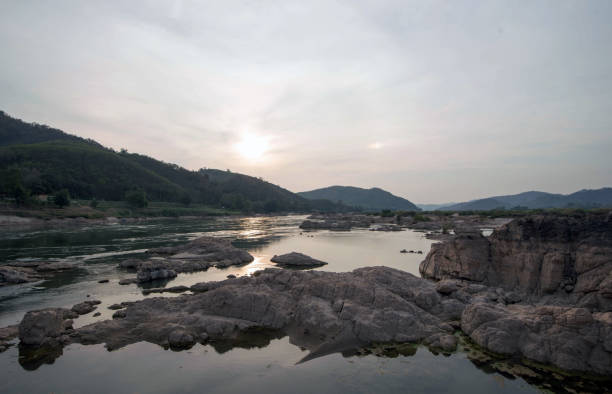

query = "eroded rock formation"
[420, 212, 612, 375]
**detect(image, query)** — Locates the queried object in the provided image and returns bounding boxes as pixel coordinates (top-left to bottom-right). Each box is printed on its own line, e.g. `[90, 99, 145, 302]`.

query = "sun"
[235, 133, 270, 161]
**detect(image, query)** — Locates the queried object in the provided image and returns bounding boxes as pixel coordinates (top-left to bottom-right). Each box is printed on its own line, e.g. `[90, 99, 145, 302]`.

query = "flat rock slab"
[271, 252, 328, 267]
[47, 267, 463, 357]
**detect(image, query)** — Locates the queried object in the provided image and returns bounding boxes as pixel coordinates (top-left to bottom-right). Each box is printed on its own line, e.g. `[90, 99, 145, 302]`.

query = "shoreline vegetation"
[0, 199, 238, 221]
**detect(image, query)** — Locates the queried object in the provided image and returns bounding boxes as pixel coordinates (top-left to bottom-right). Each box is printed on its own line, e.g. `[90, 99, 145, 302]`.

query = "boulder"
[271, 252, 328, 267]
[136, 261, 177, 283]
[18, 308, 74, 346]
[71, 300, 101, 315]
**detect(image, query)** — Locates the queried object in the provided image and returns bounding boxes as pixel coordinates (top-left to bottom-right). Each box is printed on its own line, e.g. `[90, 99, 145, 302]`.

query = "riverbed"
[0, 216, 591, 393]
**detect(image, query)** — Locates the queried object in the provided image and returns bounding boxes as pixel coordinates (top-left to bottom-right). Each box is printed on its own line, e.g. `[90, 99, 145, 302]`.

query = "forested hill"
[299, 186, 420, 211]
[0, 111, 345, 212]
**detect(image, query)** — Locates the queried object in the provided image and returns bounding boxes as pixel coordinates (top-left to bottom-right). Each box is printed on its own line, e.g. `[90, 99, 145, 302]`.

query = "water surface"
[0, 216, 597, 393]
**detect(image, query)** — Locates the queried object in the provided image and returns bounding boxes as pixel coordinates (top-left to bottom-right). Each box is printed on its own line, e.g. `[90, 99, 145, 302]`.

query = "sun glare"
[235, 133, 270, 161]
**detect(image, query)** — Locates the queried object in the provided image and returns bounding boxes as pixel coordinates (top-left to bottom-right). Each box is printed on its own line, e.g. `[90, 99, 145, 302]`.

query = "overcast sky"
[1, 1, 611, 203]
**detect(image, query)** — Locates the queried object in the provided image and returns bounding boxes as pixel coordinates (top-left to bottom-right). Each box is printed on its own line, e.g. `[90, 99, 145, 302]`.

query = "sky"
[1, 0, 611, 203]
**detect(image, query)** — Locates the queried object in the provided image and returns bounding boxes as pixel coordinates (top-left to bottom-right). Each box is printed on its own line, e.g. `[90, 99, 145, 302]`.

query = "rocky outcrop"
[462, 303, 612, 375]
[418, 212, 612, 375]
[13, 260, 612, 376]
[420, 213, 612, 308]
[270, 252, 328, 268]
[32, 267, 465, 356]
[118, 236, 254, 283]
[1, 260, 78, 286]
[146, 236, 253, 267]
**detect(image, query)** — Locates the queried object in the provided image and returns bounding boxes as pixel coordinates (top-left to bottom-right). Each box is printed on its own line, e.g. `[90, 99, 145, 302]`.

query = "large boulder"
[18, 308, 75, 346]
[420, 213, 612, 308]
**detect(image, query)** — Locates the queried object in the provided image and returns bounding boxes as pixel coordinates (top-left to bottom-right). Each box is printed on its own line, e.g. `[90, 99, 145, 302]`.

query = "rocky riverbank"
[4, 211, 612, 380]
[420, 211, 612, 375]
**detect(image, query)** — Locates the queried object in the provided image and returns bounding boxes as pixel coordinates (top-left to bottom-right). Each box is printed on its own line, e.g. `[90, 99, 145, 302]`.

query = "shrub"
[53, 189, 70, 208]
[125, 189, 148, 208]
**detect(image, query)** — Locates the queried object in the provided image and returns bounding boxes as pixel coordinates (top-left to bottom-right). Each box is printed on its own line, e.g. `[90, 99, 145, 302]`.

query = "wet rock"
[98, 279, 109, 283]
[299, 214, 374, 231]
[142, 285, 189, 295]
[108, 304, 124, 310]
[112, 310, 127, 319]
[168, 328, 195, 349]
[226, 274, 236, 279]
[425, 333, 458, 352]
[271, 252, 328, 268]
[18, 308, 74, 346]
[119, 236, 254, 281]
[71, 300, 101, 315]
[461, 302, 612, 375]
[147, 236, 254, 267]
[35, 262, 74, 272]
[118, 278, 137, 285]
[136, 261, 177, 283]
[0, 325, 19, 352]
[69, 267, 464, 358]
[93, 312, 101, 317]
[0, 266, 39, 285]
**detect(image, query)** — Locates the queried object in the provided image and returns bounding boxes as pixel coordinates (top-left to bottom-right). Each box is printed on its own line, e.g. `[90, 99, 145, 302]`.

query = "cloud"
[0, 1, 611, 203]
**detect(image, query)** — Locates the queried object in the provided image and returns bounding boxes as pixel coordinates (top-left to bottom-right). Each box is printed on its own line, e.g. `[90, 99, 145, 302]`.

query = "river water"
[0, 216, 599, 393]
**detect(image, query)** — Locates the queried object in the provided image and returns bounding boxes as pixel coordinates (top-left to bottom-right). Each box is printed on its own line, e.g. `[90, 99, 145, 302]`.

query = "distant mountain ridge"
[299, 186, 420, 211]
[440, 189, 612, 211]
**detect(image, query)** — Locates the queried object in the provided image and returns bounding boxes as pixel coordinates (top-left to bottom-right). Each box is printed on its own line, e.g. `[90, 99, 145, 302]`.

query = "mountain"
[0, 111, 346, 213]
[441, 189, 612, 211]
[299, 186, 420, 211]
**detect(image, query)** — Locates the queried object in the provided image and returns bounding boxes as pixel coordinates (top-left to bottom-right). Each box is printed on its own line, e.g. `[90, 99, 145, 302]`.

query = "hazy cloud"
[1, 0, 611, 203]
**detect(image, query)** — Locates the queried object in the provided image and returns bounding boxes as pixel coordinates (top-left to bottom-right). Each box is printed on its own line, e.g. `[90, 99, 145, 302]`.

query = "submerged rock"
[270, 252, 328, 268]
